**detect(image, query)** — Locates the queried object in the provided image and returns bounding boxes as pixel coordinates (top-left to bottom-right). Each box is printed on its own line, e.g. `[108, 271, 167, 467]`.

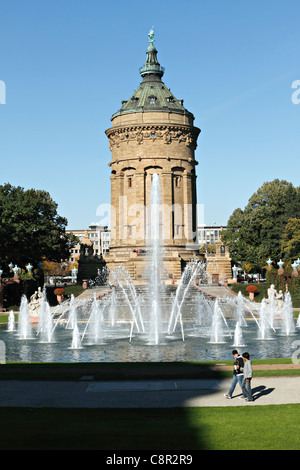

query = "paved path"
[0, 376, 299, 408]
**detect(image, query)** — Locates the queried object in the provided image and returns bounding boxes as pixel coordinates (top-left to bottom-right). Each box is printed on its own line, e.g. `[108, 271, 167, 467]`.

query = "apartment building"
[197, 225, 226, 246]
[67, 223, 111, 262]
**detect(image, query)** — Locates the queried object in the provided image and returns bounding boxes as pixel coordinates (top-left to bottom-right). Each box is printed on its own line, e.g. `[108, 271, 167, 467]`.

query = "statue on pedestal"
[28, 287, 43, 318]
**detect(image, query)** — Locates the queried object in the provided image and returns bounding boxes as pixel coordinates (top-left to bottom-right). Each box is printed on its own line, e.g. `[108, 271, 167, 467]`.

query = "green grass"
[229, 283, 269, 302]
[63, 285, 84, 298]
[0, 362, 298, 450]
[186, 405, 300, 450]
[0, 405, 299, 450]
[229, 283, 300, 308]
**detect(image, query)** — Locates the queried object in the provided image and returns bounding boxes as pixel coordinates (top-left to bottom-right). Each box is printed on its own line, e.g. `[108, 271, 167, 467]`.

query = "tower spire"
[139, 29, 165, 79]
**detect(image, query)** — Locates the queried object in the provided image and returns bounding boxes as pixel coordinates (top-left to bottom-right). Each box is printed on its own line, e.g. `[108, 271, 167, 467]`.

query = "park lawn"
[186, 404, 300, 450]
[0, 404, 299, 450]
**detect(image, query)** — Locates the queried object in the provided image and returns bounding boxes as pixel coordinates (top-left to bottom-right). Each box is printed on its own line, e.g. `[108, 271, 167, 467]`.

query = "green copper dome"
[111, 30, 194, 120]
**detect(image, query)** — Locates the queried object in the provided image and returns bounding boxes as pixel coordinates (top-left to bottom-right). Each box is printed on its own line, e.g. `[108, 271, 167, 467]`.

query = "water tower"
[105, 30, 202, 283]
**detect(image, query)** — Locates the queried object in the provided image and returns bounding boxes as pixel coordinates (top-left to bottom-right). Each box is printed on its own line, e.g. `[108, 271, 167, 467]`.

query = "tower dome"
[111, 29, 195, 123]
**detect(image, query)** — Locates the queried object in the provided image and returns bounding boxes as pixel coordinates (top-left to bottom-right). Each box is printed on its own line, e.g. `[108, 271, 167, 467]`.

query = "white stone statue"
[276, 289, 284, 313]
[267, 284, 277, 300]
[28, 287, 43, 317]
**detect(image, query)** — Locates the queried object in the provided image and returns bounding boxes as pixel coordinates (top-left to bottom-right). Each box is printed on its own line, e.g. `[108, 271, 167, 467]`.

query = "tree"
[222, 179, 300, 271]
[0, 183, 78, 271]
[281, 218, 300, 261]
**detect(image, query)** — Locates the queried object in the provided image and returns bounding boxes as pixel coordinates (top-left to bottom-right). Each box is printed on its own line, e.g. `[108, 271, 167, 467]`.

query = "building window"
[149, 95, 157, 105]
[174, 176, 180, 187]
[128, 177, 132, 188]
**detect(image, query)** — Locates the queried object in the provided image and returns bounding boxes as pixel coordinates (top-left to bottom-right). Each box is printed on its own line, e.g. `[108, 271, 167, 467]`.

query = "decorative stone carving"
[28, 287, 43, 317]
[106, 125, 199, 150]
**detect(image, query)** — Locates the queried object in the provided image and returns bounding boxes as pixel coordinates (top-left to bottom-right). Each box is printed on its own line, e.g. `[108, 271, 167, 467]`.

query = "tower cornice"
[105, 123, 200, 151]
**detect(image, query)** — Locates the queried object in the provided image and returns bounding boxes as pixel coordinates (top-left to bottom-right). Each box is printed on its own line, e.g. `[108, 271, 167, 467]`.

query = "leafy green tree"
[281, 218, 300, 261]
[222, 179, 300, 271]
[0, 183, 78, 271]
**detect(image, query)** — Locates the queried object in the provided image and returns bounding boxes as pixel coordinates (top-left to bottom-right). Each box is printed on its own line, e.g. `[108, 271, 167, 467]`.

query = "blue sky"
[0, 0, 299, 230]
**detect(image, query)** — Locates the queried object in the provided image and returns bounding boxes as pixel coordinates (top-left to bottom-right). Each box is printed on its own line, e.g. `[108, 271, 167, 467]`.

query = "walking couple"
[224, 349, 254, 402]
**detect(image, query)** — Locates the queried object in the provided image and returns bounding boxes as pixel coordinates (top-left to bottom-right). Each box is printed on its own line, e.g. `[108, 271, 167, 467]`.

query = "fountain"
[66, 294, 77, 330]
[147, 173, 163, 345]
[196, 292, 213, 327]
[258, 298, 273, 340]
[267, 290, 277, 330]
[81, 293, 105, 345]
[209, 299, 231, 344]
[1, 173, 300, 362]
[37, 288, 54, 343]
[168, 258, 205, 339]
[235, 291, 247, 327]
[233, 321, 246, 347]
[280, 292, 295, 336]
[70, 320, 82, 350]
[108, 287, 117, 326]
[17, 295, 33, 339]
[7, 310, 15, 332]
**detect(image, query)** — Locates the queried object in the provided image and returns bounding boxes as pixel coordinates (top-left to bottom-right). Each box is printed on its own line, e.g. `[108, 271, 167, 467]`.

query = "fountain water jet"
[267, 291, 277, 330]
[233, 321, 246, 347]
[71, 321, 82, 349]
[280, 292, 295, 336]
[17, 295, 33, 339]
[37, 288, 54, 343]
[81, 293, 105, 344]
[108, 287, 117, 326]
[7, 310, 15, 332]
[209, 299, 230, 344]
[110, 267, 144, 339]
[236, 291, 247, 327]
[258, 298, 273, 340]
[66, 294, 77, 329]
[147, 173, 163, 345]
[168, 259, 205, 339]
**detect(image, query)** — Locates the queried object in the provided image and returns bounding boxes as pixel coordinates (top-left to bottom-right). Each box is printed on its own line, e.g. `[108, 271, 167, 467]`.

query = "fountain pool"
[1, 173, 299, 363]
[1, 283, 299, 363]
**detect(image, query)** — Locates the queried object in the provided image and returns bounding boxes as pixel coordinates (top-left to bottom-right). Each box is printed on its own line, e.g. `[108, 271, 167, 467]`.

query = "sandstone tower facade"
[104, 31, 202, 283]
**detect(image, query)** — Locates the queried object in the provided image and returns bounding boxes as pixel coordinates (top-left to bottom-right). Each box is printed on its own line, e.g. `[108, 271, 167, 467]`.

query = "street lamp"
[72, 267, 78, 284]
[292, 261, 298, 271]
[26, 263, 33, 273]
[278, 259, 284, 269]
[232, 265, 238, 280]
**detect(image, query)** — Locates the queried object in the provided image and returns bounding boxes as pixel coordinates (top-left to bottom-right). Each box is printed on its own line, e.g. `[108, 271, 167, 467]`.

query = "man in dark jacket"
[224, 350, 247, 399]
